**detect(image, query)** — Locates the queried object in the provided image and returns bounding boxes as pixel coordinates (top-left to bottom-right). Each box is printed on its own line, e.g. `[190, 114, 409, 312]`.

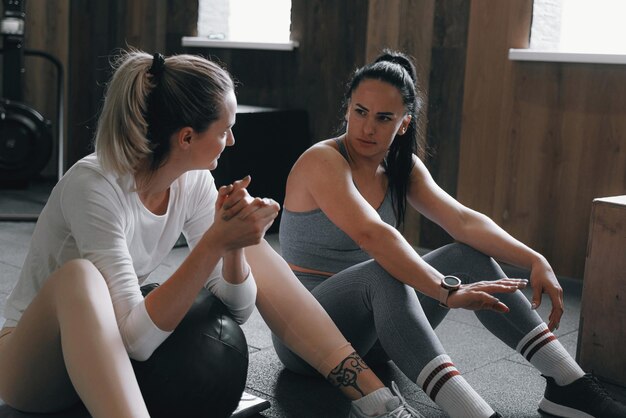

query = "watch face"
[443, 276, 461, 287]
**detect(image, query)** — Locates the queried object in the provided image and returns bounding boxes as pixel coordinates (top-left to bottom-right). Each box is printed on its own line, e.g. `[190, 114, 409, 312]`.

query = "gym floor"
[0, 213, 625, 417]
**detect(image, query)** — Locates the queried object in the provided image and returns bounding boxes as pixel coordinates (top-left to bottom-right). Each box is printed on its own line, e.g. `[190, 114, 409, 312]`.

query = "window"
[531, 0, 626, 54]
[197, 0, 292, 43]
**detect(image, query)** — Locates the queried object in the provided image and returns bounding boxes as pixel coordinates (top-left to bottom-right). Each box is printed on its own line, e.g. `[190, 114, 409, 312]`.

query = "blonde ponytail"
[95, 50, 155, 175]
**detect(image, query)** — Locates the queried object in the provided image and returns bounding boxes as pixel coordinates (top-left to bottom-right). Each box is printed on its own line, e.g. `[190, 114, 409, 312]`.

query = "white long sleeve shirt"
[1, 154, 257, 360]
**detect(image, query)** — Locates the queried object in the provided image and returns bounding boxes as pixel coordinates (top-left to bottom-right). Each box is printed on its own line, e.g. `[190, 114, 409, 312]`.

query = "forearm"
[145, 229, 224, 331]
[360, 224, 443, 299]
[211, 248, 256, 323]
[454, 210, 548, 271]
[222, 249, 250, 284]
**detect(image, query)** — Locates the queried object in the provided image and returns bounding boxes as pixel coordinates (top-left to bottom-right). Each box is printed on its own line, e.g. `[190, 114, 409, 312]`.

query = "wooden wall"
[419, 0, 471, 248]
[458, 0, 626, 278]
[67, 0, 195, 167]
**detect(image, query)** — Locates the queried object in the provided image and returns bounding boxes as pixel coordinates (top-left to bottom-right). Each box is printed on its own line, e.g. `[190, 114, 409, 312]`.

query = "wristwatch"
[438, 275, 461, 308]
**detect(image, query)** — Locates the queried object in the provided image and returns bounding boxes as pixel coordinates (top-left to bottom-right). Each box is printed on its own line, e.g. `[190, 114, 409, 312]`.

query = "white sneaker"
[348, 382, 425, 418]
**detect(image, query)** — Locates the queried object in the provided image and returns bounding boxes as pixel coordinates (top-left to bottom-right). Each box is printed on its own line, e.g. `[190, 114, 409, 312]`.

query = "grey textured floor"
[0, 220, 624, 417]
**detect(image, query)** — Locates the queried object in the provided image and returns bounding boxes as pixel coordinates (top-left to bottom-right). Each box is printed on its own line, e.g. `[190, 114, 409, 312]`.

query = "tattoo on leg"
[326, 351, 370, 396]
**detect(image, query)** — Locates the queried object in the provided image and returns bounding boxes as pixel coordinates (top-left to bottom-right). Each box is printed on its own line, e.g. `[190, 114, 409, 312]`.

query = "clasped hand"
[213, 175, 280, 251]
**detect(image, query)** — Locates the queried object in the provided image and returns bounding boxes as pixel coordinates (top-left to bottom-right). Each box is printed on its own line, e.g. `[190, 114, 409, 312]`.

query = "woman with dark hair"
[275, 49, 626, 418]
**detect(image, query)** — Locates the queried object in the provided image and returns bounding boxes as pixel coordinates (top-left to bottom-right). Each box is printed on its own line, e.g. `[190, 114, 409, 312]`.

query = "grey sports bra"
[279, 139, 397, 273]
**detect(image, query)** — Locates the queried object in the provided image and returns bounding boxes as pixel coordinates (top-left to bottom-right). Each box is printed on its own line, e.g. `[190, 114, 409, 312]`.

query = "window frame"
[509, 0, 626, 65]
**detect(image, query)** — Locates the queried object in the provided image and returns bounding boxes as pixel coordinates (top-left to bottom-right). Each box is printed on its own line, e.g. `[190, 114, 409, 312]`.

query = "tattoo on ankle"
[327, 352, 369, 396]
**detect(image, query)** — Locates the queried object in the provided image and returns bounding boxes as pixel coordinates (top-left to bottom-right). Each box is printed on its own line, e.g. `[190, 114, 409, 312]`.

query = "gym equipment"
[0, 0, 64, 188]
[0, 99, 52, 185]
[132, 283, 249, 418]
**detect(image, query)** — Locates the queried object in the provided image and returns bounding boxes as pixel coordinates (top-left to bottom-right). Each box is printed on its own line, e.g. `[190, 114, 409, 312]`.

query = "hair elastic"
[148, 53, 165, 79]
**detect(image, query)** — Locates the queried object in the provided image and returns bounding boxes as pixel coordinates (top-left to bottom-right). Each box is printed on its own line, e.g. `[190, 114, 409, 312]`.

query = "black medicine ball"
[132, 284, 249, 418]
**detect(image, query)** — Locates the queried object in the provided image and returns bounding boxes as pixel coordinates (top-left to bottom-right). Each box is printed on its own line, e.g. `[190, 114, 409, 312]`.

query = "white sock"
[417, 354, 494, 418]
[352, 386, 394, 416]
[516, 323, 584, 386]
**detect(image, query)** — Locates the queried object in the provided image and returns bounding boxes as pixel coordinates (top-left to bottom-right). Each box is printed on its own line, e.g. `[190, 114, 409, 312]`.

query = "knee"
[58, 258, 101, 278]
[360, 261, 408, 294]
[449, 242, 489, 260]
[439, 243, 501, 279]
[432, 242, 487, 264]
[47, 259, 108, 299]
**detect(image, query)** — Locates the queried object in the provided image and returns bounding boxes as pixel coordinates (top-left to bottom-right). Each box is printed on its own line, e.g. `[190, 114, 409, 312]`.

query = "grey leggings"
[272, 243, 544, 380]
